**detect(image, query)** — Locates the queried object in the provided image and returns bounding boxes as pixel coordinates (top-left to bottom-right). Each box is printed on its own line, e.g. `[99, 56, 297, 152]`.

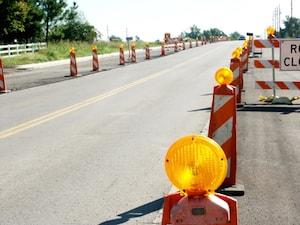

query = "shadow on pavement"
[188, 107, 211, 112]
[98, 197, 163, 225]
[238, 104, 300, 114]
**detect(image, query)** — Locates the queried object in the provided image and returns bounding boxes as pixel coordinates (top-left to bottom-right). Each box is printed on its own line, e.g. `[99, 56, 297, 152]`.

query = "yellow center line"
[0, 47, 220, 139]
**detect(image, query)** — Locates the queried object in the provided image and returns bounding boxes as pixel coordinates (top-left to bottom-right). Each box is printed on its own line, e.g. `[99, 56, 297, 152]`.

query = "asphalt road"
[2, 41, 298, 225]
[236, 49, 300, 225]
[0, 41, 237, 225]
[4, 43, 193, 91]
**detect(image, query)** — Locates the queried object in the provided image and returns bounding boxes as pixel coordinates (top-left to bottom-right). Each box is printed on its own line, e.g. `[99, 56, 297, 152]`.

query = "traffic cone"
[70, 47, 78, 76]
[208, 68, 237, 188]
[145, 44, 150, 60]
[0, 59, 9, 93]
[161, 43, 166, 56]
[189, 40, 192, 48]
[131, 43, 136, 63]
[119, 45, 125, 65]
[92, 45, 100, 72]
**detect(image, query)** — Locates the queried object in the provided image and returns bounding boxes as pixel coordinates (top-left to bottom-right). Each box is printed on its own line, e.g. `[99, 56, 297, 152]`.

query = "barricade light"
[237, 47, 243, 55]
[267, 26, 276, 36]
[131, 43, 136, 49]
[92, 45, 97, 51]
[165, 135, 227, 196]
[69, 47, 75, 54]
[215, 67, 234, 85]
[119, 44, 124, 49]
[232, 49, 241, 59]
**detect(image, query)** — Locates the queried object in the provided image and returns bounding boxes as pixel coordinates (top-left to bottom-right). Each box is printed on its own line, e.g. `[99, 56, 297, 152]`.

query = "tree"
[109, 35, 122, 42]
[185, 25, 202, 39]
[49, 1, 98, 42]
[280, 16, 300, 38]
[203, 30, 211, 40]
[0, 0, 30, 43]
[23, 0, 44, 42]
[229, 32, 242, 40]
[209, 28, 226, 37]
[37, 0, 67, 43]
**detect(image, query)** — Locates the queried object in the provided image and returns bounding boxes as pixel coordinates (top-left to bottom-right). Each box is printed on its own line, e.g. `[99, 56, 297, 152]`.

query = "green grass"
[2, 41, 159, 68]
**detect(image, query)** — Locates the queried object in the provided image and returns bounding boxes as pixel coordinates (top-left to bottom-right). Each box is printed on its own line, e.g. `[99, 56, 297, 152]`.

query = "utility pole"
[275, 7, 278, 31]
[272, 10, 275, 27]
[291, 0, 293, 18]
[278, 5, 281, 35]
[106, 25, 109, 41]
[126, 26, 130, 60]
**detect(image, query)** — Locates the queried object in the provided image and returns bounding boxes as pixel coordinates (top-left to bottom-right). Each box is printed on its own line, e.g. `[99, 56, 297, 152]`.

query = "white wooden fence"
[0, 42, 47, 57]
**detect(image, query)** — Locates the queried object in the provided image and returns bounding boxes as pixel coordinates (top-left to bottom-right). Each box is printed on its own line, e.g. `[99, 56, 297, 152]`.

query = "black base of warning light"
[218, 184, 245, 196]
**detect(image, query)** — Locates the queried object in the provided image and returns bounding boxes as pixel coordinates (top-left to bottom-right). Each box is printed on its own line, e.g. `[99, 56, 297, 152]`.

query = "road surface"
[4, 43, 192, 91]
[0, 41, 236, 225]
[1, 41, 299, 225]
[236, 48, 300, 225]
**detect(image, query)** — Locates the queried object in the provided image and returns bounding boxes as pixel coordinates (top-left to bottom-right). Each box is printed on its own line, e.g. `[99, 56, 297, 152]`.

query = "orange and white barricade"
[254, 60, 280, 69]
[240, 47, 249, 73]
[174, 41, 178, 52]
[70, 47, 78, 76]
[208, 68, 237, 188]
[131, 44, 137, 63]
[253, 30, 284, 98]
[230, 57, 243, 104]
[145, 45, 150, 60]
[256, 81, 300, 90]
[119, 45, 125, 65]
[92, 45, 100, 71]
[161, 134, 239, 225]
[0, 59, 9, 93]
[161, 43, 166, 56]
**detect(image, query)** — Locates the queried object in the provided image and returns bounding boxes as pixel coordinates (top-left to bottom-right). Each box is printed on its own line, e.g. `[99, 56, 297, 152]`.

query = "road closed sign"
[280, 39, 300, 71]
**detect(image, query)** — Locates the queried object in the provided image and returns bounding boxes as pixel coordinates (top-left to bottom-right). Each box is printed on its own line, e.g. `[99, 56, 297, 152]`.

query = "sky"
[68, 0, 300, 41]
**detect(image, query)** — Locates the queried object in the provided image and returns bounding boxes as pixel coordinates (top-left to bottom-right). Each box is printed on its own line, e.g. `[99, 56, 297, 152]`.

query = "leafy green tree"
[0, 0, 30, 43]
[229, 32, 242, 40]
[109, 35, 122, 42]
[49, 1, 98, 42]
[280, 16, 300, 38]
[209, 28, 226, 37]
[203, 30, 211, 40]
[185, 25, 202, 39]
[37, 0, 67, 43]
[23, 0, 44, 42]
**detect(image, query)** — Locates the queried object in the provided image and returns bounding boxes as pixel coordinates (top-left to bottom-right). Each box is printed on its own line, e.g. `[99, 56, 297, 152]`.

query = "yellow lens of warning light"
[69, 47, 75, 54]
[119, 44, 124, 49]
[215, 67, 233, 85]
[92, 45, 97, 51]
[232, 49, 241, 59]
[165, 135, 227, 196]
[267, 26, 276, 36]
